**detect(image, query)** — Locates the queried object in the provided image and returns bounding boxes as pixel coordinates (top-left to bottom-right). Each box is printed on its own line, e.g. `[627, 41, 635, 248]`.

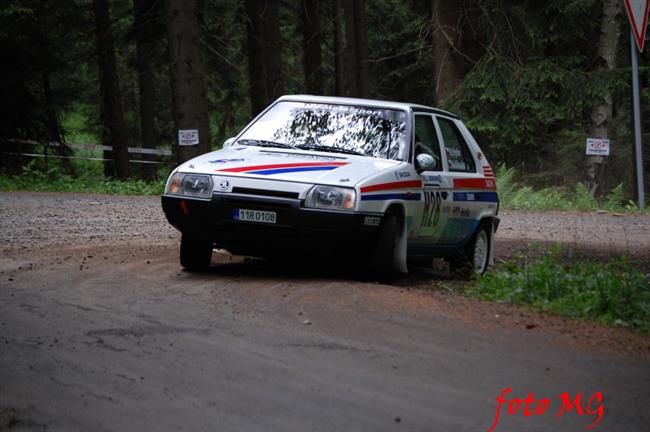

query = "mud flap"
[488, 225, 494, 266]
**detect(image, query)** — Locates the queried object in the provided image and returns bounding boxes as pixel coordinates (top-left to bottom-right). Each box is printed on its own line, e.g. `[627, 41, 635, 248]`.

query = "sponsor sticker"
[423, 174, 442, 183]
[261, 151, 339, 161]
[209, 158, 245, 164]
[364, 216, 381, 226]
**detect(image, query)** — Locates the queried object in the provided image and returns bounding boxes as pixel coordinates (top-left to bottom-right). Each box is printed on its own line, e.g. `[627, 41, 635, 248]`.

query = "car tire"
[180, 233, 213, 271]
[369, 212, 399, 282]
[407, 256, 433, 270]
[449, 222, 491, 278]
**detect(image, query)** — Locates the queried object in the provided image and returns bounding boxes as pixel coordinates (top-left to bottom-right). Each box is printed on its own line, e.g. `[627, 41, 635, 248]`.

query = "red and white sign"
[624, 0, 650, 51]
[178, 129, 199, 146]
[586, 138, 610, 156]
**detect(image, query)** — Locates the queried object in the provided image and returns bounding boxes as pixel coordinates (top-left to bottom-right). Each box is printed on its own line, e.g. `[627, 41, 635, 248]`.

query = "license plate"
[233, 208, 277, 224]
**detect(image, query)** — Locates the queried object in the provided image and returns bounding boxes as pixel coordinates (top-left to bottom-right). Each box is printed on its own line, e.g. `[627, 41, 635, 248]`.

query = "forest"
[0, 0, 648, 201]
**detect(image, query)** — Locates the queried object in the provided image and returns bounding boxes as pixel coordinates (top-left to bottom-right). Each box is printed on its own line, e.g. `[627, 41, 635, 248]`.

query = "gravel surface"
[1, 191, 649, 432]
[2, 192, 648, 263]
[496, 210, 650, 267]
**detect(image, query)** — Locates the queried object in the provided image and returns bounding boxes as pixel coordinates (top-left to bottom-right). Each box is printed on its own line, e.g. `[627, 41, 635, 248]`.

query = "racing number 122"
[422, 190, 442, 228]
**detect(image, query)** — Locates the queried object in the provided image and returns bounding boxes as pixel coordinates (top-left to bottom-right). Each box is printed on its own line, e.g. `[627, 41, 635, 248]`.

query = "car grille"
[230, 187, 300, 200]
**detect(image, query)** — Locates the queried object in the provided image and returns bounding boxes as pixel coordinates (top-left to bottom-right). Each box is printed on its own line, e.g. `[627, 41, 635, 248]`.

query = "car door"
[413, 113, 450, 244]
[433, 115, 485, 245]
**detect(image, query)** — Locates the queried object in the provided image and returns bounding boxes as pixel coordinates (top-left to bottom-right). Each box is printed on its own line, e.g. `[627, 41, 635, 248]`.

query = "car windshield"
[237, 101, 408, 160]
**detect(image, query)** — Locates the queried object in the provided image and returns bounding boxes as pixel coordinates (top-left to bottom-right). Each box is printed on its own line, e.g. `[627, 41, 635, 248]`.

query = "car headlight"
[305, 185, 356, 210]
[164, 173, 213, 199]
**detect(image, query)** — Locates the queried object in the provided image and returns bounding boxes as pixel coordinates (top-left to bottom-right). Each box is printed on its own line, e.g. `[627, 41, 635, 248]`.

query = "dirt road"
[1, 192, 649, 432]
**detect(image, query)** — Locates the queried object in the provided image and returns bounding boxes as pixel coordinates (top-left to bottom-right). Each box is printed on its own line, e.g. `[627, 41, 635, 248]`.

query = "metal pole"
[631, 30, 645, 209]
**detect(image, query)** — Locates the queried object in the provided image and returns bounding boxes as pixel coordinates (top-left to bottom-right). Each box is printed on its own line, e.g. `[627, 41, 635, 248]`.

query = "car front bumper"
[161, 193, 382, 257]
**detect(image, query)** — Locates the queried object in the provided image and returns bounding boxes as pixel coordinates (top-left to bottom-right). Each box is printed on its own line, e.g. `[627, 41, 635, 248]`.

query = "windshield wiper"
[294, 144, 365, 156]
[238, 139, 293, 149]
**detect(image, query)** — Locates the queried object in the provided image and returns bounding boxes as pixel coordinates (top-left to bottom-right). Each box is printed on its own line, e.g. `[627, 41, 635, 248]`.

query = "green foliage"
[0, 162, 163, 196]
[445, 0, 635, 192]
[2, 0, 648, 193]
[495, 164, 643, 212]
[572, 183, 597, 212]
[60, 104, 99, 145]
[603, 183, 625, 211]
[469, 248, 650, 333]
[366, 0, 434, 104]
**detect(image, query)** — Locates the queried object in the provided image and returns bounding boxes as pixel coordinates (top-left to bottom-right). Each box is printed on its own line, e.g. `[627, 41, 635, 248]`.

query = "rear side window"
[437, 117, 476, 173]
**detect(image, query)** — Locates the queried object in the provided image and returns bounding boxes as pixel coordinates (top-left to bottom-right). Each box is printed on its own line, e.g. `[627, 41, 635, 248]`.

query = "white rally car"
[162, 95, 499, 277]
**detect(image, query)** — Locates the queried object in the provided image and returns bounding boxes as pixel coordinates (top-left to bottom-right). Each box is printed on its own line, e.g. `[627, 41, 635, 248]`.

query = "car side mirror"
[415, 153, 436, 173]
[223, 137, 236, 149]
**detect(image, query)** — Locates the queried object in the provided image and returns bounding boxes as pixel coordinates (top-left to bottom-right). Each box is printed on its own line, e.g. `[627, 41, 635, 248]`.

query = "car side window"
[413, 114, 442, 171]
[436, 117, 476, 173]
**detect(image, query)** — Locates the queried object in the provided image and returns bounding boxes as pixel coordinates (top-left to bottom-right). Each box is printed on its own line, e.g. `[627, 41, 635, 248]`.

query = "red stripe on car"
[453, 178, 497, 190]
[216, 161, 349, 173]
[360, 180, 422, 193]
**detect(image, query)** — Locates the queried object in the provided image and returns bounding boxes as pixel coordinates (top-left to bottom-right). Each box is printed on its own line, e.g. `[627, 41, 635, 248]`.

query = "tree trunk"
[264, 0, 284, 101]
[586, 0, 621, 197]
[92, 0, 131, 179]
[431, 0, 464, 105]
[341, 0, 368, 98]
[301, 0, 322, 95]
[333, 0, 345, 96]
[343, 0, 357, 97]
[134, 0, 160, 180]
[353, 0, 368, 98]
[37, 25, 74, 176]
[244, 0, 267, 116]
[244, 0, 283, 115]
[167, 0, 211, 163]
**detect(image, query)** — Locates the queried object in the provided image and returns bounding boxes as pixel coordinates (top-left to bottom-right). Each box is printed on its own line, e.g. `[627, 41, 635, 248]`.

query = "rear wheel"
[449, 223, 491, 278]
[180, 233, 213, 271]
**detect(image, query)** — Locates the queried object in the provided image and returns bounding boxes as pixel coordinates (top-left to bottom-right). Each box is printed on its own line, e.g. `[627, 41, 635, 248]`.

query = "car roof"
[276, 95, 459, 119]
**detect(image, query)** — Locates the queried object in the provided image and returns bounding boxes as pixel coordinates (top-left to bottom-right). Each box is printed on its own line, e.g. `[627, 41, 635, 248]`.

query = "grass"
[465, 247, 650, 333]
[0, 162, 164, 196]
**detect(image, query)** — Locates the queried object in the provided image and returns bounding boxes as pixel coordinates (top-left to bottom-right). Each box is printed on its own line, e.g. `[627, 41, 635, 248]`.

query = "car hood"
[176, 145, 403, 187]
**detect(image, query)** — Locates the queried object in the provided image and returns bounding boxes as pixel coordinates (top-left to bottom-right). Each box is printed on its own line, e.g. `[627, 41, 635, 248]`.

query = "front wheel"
[449, 223, 491, 278]
[180, 233, 213, 271]
[369, 212, 399, 281]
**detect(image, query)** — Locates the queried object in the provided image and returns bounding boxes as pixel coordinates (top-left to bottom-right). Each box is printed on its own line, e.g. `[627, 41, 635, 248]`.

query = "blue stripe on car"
[453, 192, 499, 202]
[248, 166, 340, 175]
[361, 193, 422, 201]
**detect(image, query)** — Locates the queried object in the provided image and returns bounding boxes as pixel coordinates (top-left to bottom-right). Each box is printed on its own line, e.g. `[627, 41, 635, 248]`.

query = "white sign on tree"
[178, 129, 199, 146]
[624, 0, 650, 51]
[586, 138, 610, 156]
